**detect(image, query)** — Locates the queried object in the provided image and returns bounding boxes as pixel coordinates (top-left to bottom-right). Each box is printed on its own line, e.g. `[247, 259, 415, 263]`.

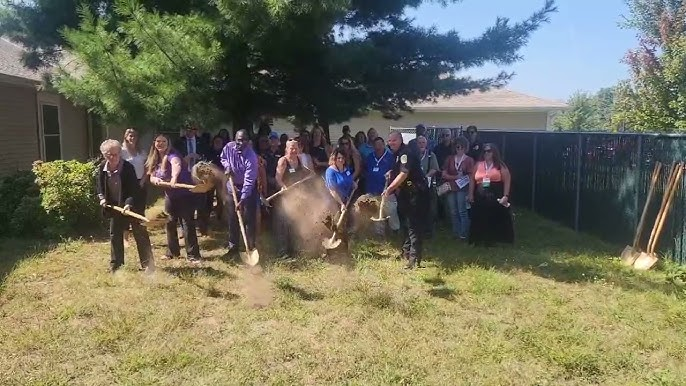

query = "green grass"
[1, 203, 686, 385]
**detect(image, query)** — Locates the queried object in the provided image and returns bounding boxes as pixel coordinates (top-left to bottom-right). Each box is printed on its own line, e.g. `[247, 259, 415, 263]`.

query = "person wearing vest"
[383, 131, 430, 269]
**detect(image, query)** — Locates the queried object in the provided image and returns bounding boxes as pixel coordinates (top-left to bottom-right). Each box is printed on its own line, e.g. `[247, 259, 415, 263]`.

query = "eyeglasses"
[341, 142, 350, 146]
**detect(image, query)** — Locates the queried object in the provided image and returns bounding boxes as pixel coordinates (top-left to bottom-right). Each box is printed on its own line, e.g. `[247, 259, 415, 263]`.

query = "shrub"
[32, 160, 101, 236]
[9, 196, 48, 237]
[0, 170, 43, 237]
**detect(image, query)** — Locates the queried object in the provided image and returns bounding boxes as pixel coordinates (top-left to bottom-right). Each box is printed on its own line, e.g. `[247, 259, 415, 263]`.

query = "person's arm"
[122, 164, 137, 210]
[241, 153, 258, 202]
[441, 156, 457, 180]
[427, 152, 439, 178]
[501, 166, 511, 204]
[468, 162, 478, 202]
[275, 157, 287, 189]
[325, 169, 345, 208]
[352, 151, 362, 180]
[96, 166, 106, 206]
[169, 156, 182, 187]
[384, 153, 412, 196]
[220, 144, 231, 172]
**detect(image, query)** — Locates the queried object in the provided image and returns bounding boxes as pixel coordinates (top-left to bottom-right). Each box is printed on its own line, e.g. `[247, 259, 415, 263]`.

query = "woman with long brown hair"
[310, 125, 332, 174]
[146, 134, 203, 263]
[468, 143, 514, 246]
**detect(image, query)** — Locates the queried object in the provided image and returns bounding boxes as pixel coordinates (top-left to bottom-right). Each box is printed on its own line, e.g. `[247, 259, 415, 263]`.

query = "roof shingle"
[0, 38, 45, 82]
[411, 88, 567, 111]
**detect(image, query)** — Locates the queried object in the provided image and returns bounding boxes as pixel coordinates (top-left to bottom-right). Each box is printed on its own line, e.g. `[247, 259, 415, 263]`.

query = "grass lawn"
[1, 202, 686, 385]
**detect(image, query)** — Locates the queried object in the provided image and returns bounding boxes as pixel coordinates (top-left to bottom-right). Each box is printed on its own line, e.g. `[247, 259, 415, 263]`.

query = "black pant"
[197, 191, 211, 235]
[110, 213, 152, 269]
[165, 195, 201, 259]
[398, 191, 428, 266]
[226, 188, 258, 250]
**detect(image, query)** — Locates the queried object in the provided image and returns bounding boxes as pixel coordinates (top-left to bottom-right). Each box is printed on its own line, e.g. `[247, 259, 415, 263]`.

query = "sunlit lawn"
[1, 201, 685, 385]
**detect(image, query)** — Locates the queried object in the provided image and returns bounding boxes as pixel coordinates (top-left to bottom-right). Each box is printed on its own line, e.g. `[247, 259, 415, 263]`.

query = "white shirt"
[121, 147, 146, 180]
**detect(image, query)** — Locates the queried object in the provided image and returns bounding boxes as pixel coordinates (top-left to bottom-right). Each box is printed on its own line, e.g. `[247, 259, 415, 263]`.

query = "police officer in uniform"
[383, 131, 430, 269]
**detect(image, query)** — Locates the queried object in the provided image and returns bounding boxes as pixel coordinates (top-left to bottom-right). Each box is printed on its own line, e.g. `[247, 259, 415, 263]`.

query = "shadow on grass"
[0, 238, 58, 287]
[423, 276, 457, 301]
[422, 211, 684, 297]
[276, 282, 324, 301]
[162, 265, 239, 300]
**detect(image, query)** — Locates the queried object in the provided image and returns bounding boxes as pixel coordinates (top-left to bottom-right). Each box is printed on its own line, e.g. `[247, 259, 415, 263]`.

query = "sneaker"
[187, 257, 203, 265]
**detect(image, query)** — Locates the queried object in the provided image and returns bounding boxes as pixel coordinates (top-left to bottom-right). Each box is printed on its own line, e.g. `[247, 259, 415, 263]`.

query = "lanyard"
[421, 150, 427, 162]
[484, 162, 494, 176]
[454, 155, 465, 172]
[374, 149, 388, 168]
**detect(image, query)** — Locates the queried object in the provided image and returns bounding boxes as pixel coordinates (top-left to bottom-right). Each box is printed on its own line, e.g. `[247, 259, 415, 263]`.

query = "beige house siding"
[0, 82, 40, 174]
[272, 110, 553, 142]
[0, 81, 90, 175]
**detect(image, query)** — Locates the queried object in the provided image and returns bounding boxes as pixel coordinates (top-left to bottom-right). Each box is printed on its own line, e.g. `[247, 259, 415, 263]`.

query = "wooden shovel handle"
[156, 181, 197, 189]
[265, 173, 316, 202]
[107, 205, 149, 223]
[334, 182, 359, 231]
[650, 163, 683, 254]
[633, 162, 661, 248]
[228, 175, 251, 251]
[647, 162, 678, 253]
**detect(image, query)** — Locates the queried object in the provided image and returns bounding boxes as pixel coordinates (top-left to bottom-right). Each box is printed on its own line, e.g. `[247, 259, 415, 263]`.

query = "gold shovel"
[323, 184, 358, 250]
[228, 175, 260, 267]
[370, 177, 390, 223]
[621, 162, 661, 266]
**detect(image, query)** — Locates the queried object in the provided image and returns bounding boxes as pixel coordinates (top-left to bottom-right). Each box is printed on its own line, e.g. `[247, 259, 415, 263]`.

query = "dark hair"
[373, 136, 385, 144]
[329, 147, 347, 167]
[354, 131, 366, 147]
[466, 125, 478, 134]
[483, 143, 507, 169]
[454, 136, 469, 151]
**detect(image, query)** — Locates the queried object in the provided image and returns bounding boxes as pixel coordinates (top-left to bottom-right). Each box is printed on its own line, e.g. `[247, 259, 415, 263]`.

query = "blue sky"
[406, 0, 638, 101]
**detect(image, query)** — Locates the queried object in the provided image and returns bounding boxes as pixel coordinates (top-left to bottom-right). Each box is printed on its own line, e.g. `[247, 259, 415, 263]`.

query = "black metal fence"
[425, 129, 686, 264]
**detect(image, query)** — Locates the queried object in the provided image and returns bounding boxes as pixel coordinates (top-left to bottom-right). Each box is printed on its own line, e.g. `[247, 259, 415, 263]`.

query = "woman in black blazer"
[96, 139, 154, 274]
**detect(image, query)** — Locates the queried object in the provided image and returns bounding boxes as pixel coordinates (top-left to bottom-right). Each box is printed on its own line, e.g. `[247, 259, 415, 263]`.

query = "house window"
[41, 104, 61, 161]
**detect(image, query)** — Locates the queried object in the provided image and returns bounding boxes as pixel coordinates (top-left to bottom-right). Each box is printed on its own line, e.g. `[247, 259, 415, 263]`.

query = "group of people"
[96, 123, 514, 273]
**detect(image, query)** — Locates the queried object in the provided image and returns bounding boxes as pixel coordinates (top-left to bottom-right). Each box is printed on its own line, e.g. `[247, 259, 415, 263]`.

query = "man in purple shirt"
[220, 130, 259, 255]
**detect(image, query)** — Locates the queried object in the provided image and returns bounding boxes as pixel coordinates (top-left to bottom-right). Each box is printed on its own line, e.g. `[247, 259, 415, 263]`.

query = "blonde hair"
[145, 134, 172, 175]
[122, 127, 141, 155]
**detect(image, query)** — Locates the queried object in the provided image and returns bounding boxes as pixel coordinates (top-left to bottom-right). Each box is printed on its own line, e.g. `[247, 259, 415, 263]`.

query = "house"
[0, 38, 93, 175]
[272, 88, 568, 141]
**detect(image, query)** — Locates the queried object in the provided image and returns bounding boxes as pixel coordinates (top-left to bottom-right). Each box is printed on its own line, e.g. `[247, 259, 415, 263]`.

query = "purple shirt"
[220, 141, 258, 201]
[153, 151, 193, 198]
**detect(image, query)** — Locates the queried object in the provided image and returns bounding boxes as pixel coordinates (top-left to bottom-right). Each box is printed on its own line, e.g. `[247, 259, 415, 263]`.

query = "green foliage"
[2, 0, 557, 132]
[552, 87, 616, 131]
[0, 170, 43, 237]
[613, 1, 686, 132]
[10, 196, 49, 237]
[32, 160, 101, 236]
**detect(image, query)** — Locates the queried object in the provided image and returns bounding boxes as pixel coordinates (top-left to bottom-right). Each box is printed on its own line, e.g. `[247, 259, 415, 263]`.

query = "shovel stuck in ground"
[634, 162, 683, 270]
[370, 178, 390, 223]
[323, 184, 358, 250]
[621, 162, 662, 266]
[228, 175, 260, 267]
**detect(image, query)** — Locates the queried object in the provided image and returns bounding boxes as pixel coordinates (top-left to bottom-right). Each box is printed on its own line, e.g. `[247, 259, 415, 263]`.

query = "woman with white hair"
[96, 139, 154, 273]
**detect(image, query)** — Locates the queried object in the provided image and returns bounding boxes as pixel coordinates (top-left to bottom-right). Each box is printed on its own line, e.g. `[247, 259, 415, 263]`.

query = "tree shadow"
[423, 276, 457, 301]
[426, 211, 685, 297]
[276, 282, 324, 301]
[0, 239, 57, 287]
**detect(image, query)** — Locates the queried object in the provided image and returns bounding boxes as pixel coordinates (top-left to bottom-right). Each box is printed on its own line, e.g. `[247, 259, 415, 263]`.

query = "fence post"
[634, 135, 643, 231]
[531, 134, 537, 211]
[574, 134, 583, 232]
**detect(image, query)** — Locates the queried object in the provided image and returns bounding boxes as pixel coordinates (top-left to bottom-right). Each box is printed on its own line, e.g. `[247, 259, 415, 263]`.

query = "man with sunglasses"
[465, 125, 483, 161]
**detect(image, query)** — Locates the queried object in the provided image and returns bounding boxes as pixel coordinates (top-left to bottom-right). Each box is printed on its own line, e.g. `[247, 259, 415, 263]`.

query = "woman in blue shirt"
[325, 148, 358, 232]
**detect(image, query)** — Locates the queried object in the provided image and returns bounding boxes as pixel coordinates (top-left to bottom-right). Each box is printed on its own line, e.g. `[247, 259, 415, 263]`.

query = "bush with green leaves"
[32, 160, 101, 236]
[0, 170, 43, 237]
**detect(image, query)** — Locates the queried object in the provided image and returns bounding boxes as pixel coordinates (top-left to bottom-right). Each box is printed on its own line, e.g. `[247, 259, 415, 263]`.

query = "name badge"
[346, 170, 351, 176]
[372, 167, 379, 172]
[457, 175, 469, 189]
[482, 177, 491, 188]
[289, 168, 295, 173]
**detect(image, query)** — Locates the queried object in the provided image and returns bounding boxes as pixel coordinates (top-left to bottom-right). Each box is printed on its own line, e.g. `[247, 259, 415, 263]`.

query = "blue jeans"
[446, 190, 470, 239]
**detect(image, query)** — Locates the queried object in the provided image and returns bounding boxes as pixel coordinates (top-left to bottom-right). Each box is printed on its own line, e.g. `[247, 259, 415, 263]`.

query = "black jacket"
[175, 135, 209, 161]
[96, 160, 141, 216]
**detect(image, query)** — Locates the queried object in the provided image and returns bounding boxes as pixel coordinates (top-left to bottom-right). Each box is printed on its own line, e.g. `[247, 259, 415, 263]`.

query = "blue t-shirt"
[358, 142, 374, 159]
[325, 166, 354, 202]
[364, 149, 394, 195]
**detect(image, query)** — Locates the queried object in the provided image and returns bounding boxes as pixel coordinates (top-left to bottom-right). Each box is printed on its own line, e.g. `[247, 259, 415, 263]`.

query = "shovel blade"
[633, 252, 658, 270]
[370, 216, 390, 222]
[322, 237, 342, 250]
[620, 245, 639, 266]
[240, 249, 260, 267]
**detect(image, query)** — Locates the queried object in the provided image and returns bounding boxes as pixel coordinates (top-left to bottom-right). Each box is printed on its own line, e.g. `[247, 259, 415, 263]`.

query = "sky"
[406, 0, 638, 102]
